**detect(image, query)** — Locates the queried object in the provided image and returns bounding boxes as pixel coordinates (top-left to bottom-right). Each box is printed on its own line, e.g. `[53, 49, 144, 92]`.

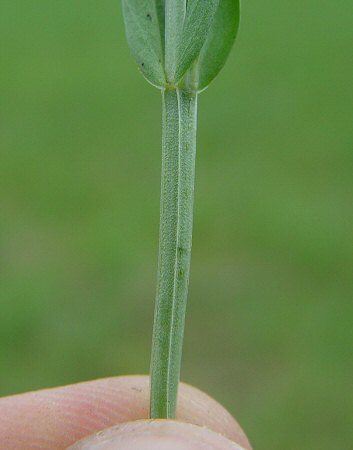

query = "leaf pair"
[122, 0, 240, 91]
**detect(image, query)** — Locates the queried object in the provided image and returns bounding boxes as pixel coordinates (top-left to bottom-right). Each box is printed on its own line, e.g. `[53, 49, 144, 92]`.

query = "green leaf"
[164, 0, 186, 82]
[122, 0, 166, 87]
[194, 0, 240, 91]
[173, 0, 220, 84]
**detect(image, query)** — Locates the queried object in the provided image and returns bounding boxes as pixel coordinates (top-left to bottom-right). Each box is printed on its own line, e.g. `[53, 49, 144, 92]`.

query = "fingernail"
[67, 420, 247, 450]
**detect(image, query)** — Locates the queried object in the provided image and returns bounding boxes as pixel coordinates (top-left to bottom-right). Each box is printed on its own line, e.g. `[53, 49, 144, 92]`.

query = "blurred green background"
[1, 1, 352, 449]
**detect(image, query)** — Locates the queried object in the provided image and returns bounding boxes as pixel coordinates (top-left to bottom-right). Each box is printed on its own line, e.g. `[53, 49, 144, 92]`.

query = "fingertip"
[178, 381, 250, 448]
[67, 420, 247, 450]
[0, 375, 251, 449]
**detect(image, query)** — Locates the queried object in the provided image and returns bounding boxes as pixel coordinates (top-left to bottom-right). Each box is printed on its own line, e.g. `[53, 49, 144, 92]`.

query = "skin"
[0, 375, 252, 450]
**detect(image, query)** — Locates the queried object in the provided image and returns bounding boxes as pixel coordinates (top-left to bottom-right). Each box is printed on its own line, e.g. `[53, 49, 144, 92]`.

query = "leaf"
[122, 0, 166, 87]
[164, 1, 186, 82]
[194, 0, 240, 91]
[173, 0, 220, 84]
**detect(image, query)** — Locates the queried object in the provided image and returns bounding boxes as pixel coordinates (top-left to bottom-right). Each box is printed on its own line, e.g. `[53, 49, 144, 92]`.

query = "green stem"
[150, 88, 198, 419]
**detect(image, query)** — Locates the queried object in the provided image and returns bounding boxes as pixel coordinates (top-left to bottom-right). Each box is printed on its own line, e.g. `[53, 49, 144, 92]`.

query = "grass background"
[1, 1, 352, 449]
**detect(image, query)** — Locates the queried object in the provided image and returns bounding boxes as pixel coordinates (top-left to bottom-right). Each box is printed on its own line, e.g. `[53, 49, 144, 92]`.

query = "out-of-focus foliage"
[0, 1, 352, 449]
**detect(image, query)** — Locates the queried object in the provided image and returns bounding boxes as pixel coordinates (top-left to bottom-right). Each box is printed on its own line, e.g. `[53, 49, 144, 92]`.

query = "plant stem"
[150, 88, 198, 419]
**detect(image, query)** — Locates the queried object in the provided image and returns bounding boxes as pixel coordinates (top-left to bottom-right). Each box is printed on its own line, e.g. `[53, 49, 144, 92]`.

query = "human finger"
[68, 420, 247, 450]
[0, 375, 251, 449]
